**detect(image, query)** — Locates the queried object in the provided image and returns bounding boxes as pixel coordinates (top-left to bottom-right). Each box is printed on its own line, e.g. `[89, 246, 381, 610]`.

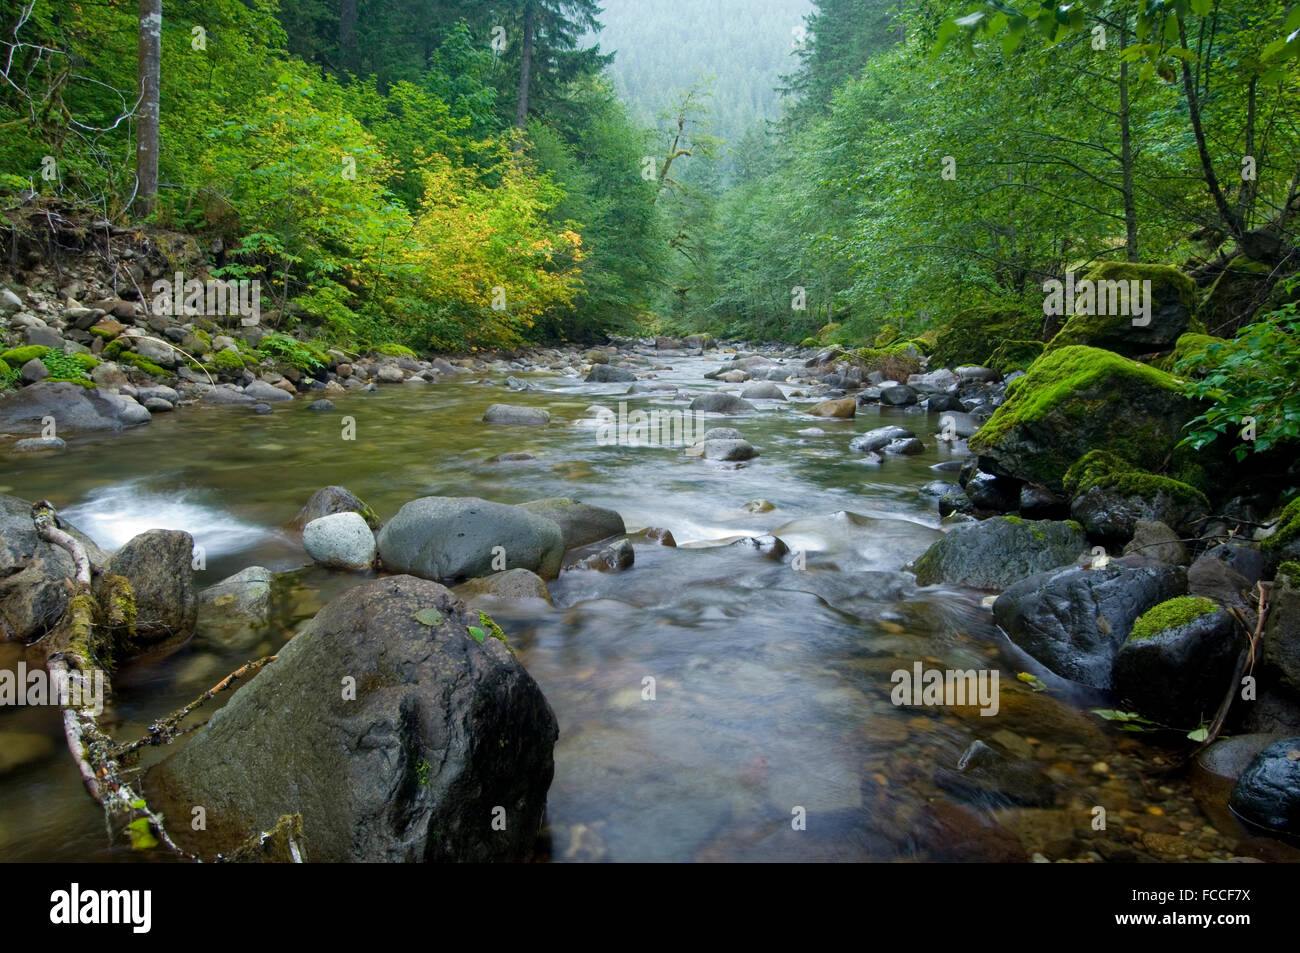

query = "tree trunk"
[1118, 14, 1138, 261]
[339, 0, 358, 76]
[135, 0, 161, 217]
[514, 1, 535, 137]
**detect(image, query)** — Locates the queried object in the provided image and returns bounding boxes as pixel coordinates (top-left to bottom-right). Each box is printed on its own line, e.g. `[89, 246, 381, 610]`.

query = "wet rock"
[1122, 520, 1188, 565]
[850, 426, 913, 453]
[935, 410, 980, 438]
[911, 801, 1026, 862]
[307, 399, 334, 411]
[291, 485, 380, 530]
[19, 358, 49, 384]
[378, 496, 564, 581]
[907, 369, 960, 394]
[992, 562, 1187, 689]
[909, 518, 1086, 589]
[1261, 575, 1300, 705]
[376, 365, 406, 383]
[689, 393, 755, 415]
[1187, 552, 1254, 611]
[302, 512, 377, 571]
[926, 394, 964, 413]
[698, 426, 744, 442]
[1229, 738, 1300, 840]
[1112, 603, 1239, 726]
[1193, 733, 1293, 833]
[935, 739, 1057, 809]
[699, 438, 758, 461]
[518, 498, 625, 550]
[920, 480, 959, 498]
[148, 576, 559, 861]
[879, 384, 917, 406]
[107, 529, 198, 645]
[482, 403, 550, 426]
[194, 566, 276, 652]
[0, 381, 150, 433]
[1019, 485, 1069, 520]
[453, 568, 552, 607]
[743, 499, 775, 512]
[730, 534, 789, 559]
[1070, 480, 1207, 542]
[201, 384, 257, 405]
[883, 437, 924, 455]
[143, 397, 173, 413]
[585, 364, 636, 383]
[243, 380, 292, 403]
[964, 472, 1020, 512]
[579, 538, 635, 572]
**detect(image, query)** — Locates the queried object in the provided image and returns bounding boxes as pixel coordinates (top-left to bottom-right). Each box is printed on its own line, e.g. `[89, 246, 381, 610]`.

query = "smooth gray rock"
[195, 566, 276, 652]
[585, 364, 636, 383]
[107, 529, 197, 645]
[517, 498, 625, 550]
[689, 393, 755, 415]
[244, 380, 293, 402]
[910, 518, 1086, 589]
[303, 512, 376, 571]
[378, 496, 565, 581]
[482, 403, 550, 426]
[0, 381, 150, 433]
[1229, 738, 1300, 839]
[12, 436, 65, 452]
[291, 485, 379, 530]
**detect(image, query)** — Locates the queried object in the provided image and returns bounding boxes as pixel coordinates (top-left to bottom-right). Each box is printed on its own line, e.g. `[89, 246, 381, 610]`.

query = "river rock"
[243, 380, 293, 402]
[740, 381, 785, 400]
[689, 393, 755, 415]
[12, 436, 65, 452]
[378, 496, 565, 581]
[1261, 575, 1300, 705]
[107, 529, 198, 645]
[195, 566, 276, 652]
[992, 562, 1187, 689]
[806, 397, 856, 418]
[1112, 601, 1239, 726]
[147, 576, 559, 861]
[851, 426, 913, 453]
[453, 568, 553, 608]
[518, 498, 625, 550]
[879, 385, 917, 406]
[580, 538, 635, 572]
[586, 364, 636, 383]
[303, 512, 376, 571]
[699, 438, 758, 461]
[0, 494, 108, 643]
[1046, 263, 1197, 357]
[964, 471, 1020, 512]
[909, 518, 1086, 589]
[883, 437, 924, 455]
[291, 485, 380, 530]
[1228, 738, 1300, 840]
[201, 384, 257, 405]
[20, 358, 49, 384]
[482, 404, 550, 426]
[0, 381, 150, 433]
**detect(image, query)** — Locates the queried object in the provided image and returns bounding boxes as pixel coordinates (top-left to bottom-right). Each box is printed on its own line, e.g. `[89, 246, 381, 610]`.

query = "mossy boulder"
[1113, 596, 1238, 726]
[908, 517, 1086, 590]
[1045, 263, 1199, 357]
[967, 345, 1198, 490]
[985, 339, 1044, 374]
[1064, 450, 1209, 541]
[1263, 497, 1300, 564]
[1153, 332, 1220, 374]
[931, 307, 1041, 370]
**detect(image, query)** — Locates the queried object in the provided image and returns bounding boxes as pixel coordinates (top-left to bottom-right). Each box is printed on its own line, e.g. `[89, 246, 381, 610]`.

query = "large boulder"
[1112, 597, 1240, 726]
[0, 381, 150, 434]
[1045, 263, 1198, 357]
[1229, 738, 1300, 840]
[1064, 451, 1208, 541]
[908, 518, 1086, 590]
[106, 529, 198, 646]
[452, 568, 552, 608]
[1261, 572, 1300, 706]
[147, 576, 559, 861]
[290, 485, 380, 530]
[967, 346, 1198, 489]
[377, 497, 564, 581]
[992, 562, 1187, 689]
[0, 494, 108, 643]
[517, 498, 625, 550]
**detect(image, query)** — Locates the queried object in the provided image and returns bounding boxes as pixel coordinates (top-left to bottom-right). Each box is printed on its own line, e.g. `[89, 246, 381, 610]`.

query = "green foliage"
[0, 359, 16, 390]
[260, 333, 325, 372]
[41, 349, 93, 382]
[1176, 298, 1300, 461]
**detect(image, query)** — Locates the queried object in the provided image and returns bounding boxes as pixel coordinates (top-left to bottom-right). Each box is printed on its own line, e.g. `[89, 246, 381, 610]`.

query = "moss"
[816, 322, 846, 345]
[70, 353, 100, 370]
[873, 325, 900, 348]
[1046, 263, 1198, 355]
[211, 348, 248, 371]
[1128, 596, 1220, 641]
[846, 346, 922, 380]
[88, 324, 119, 339]
[799, 337, 818, 348]
[376, 343, 418, 359]
[115, 351, 168, 376]
[931, 306, 1041, 370]
[477, 610, 512, 654]
[0, 345, 49, 365]
[1153, 332, 1220, 373]
[986, 339, 1045, 374]
[1263, 497, 1300, 553]
[97, 572, 137, 638]
[968, 345, 1192, 486]
[1277, 561, 1300, 588]
[1064, 450, 1209, 510]
[1002, 515, 1024, 524]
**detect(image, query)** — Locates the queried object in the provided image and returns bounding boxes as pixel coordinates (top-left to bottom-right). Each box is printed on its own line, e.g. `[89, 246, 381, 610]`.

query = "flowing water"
[0, 349, 1252, 862]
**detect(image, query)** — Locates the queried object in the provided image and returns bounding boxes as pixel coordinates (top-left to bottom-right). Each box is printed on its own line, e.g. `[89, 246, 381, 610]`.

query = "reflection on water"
[0, 349, 1260, 862]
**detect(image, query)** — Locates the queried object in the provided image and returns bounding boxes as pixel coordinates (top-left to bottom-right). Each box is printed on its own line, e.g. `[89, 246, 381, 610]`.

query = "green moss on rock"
[1064, 450, 1209, 511]
[1128, 596, 1220, 641]
[0, 345, 49, 365]
[1045, 263, 1198, 357]
[967, 345, 1196, 489]
[211, 349, 248, 371]
[1263, 498, 1300, 554]
[115, 351, 169, 376]
[1277, 561, 1300, 588]
[986, 339, 1045, 374]
[931, 307, 1041, 370]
